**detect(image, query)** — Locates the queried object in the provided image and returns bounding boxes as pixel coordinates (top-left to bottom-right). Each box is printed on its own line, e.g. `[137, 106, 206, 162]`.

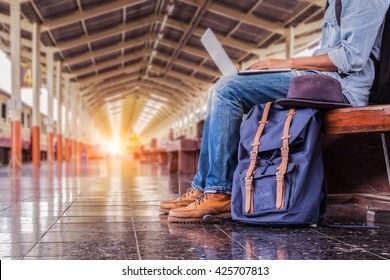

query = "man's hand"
[247, 58, 292, 70]
[246, 54, 338, 72]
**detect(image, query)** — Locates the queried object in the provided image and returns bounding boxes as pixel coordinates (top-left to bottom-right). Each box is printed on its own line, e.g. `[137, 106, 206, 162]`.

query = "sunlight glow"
[108, 138, 121, 155]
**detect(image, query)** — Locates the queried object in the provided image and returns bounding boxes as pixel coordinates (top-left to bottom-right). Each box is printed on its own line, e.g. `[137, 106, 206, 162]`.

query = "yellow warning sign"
[21, 65, 32, 88]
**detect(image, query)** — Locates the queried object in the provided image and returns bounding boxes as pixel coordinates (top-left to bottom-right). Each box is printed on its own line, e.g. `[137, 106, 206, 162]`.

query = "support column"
[80, 110, 87, 160]
[77, 100, 83, 160]
[64, 80, 71, 161]
[32, 22, 41, 165]
[285, 26, 295, 58]
[9, 0, 22, 169]
[56, 61, 63, 162]
[46, 51, 54, 163]
[71, 92, 79, 160]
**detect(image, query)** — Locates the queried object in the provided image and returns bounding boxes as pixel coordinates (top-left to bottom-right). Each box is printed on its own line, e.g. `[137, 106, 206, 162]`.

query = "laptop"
[200, 28, 291, 76]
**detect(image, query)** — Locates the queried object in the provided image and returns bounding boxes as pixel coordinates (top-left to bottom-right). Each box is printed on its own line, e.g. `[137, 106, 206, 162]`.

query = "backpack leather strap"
[275, 108, 296, 209]
[245, 102, 272, 214]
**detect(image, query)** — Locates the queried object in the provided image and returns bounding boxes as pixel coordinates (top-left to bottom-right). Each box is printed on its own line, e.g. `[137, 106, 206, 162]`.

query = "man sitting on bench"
[160, 0, 390, 223]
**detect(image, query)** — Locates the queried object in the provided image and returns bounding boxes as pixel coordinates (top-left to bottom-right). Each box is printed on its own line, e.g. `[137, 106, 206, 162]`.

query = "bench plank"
[323, 105, 390, 135]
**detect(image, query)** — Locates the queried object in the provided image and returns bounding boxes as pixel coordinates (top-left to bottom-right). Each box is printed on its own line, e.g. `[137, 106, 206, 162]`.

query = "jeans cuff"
[191, 182, 204, 193]
[203, 186, 232, 194]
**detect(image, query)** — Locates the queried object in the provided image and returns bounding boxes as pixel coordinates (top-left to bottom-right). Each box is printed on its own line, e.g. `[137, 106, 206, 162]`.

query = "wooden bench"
[322, 104, 390, 223]
[139, 146, 152, 163]
[151, 147, 168, 165]
[323, 104, 390, 135]
[166, 138, 198, 174]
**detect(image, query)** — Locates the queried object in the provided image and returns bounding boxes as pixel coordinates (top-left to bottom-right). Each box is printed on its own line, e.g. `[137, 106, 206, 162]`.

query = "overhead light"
[167, 3, 175, 16]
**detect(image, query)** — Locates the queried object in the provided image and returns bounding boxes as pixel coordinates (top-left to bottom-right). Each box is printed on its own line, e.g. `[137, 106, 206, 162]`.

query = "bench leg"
[178, 151, 196, 174]
[381, 133, 390, 186]
[158, 152, 168, 165]
[168, 152, 178, 173]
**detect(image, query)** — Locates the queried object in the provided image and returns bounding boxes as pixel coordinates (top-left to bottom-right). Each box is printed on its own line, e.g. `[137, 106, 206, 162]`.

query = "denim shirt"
[313, 0, 389, 106]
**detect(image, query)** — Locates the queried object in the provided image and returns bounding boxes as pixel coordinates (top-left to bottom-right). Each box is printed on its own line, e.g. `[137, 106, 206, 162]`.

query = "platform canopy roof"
[0, 0, 325, 140]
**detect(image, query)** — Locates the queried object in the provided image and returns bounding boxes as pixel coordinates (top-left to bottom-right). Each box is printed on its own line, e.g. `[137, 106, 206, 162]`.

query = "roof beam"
[87, 89, 136, 110]
[75, 51, 214, 81]
[86, 81, 191, 104]
[82, 73, 198, 99]
[85, 81, 137, 98]
[55, 15, 162, 51]
[77, 63, 144, 86]
[305, 0, 326, 7]
[160, 19, 322, 60]
[40, 0, 146, 32]
[0, 10, 33, 31]
[82, 77, 140, 97]
[62, 34, 153, 67]
[141, 82, 192, 102]
[178, 0, 284, 34]
[155, 52, 219, 77]
[70, 49, 149, 77]
[151, 65, 207, 89]
[77, 59, 206, 89]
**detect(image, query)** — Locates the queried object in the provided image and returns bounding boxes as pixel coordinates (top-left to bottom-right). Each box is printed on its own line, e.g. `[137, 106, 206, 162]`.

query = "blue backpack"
[231, 102, 327, 225]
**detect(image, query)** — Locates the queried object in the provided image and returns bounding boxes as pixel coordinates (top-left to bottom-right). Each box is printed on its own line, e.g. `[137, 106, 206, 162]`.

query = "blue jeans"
[191, 70, 312, 194]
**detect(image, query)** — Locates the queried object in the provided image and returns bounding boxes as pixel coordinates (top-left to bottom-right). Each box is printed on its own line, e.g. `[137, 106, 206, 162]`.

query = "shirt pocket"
[322, 16, 340, 48]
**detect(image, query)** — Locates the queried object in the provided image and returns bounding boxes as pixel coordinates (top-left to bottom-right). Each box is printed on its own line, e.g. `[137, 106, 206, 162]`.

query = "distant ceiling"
[0, 0, 325, 139]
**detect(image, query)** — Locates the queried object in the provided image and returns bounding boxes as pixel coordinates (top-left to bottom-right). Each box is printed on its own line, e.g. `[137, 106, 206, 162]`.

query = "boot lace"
[195, 193, 211, 205]
[183, 187, 199, 198]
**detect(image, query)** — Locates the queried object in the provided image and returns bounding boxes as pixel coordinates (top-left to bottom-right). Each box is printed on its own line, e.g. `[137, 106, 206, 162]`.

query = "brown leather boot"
[168, 193, 231, 223]
[159, 187, 203, 214]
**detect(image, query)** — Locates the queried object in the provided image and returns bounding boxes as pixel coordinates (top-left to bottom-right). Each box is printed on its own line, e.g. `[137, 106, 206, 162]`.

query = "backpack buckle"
[276, 172, 284, 181]
[280, 147, 289, 157]
[245, 176, 253, 185]
[250, 151, 257, 160]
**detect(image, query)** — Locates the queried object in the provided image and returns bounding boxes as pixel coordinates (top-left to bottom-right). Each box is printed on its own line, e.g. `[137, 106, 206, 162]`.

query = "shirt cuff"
[328, 47, 350, 74]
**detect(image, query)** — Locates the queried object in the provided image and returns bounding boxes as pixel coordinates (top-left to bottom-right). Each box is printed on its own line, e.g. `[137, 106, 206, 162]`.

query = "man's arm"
[247, 54, 338, 72]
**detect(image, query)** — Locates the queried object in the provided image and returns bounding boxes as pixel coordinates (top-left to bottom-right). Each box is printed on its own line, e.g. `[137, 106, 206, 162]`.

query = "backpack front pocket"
[241, 163, 297, 216]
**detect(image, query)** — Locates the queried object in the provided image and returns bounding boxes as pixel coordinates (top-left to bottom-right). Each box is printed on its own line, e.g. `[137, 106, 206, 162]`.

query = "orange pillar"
[57, 135, 63, 162]
[64, 137, 70, 161]
[70, 92, 79, 160]
[56, 60, 63, 162]
[64, 79, 71, 161]
[72, 140, 78, 160]
[78, 141, 82, 160]
[46, 50, 54, 163]
[69, 138, 73, 160]
[32, 22, 41, 165]
[47, 132, 54, 163]
[9, 0, 22, 169]
[10, 121, 22, 168]
[32, 126, 40, 165]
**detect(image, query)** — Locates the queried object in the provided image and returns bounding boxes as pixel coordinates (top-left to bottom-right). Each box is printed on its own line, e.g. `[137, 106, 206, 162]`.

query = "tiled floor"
[1, 158, 390, 260]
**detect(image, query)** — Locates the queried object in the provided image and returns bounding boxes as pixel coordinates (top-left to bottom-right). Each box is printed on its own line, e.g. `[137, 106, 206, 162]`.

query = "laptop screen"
[200, 28, 237, 76]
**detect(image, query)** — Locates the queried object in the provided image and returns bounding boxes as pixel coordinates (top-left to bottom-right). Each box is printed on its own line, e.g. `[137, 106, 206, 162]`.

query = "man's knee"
[213, 75, 239, 100]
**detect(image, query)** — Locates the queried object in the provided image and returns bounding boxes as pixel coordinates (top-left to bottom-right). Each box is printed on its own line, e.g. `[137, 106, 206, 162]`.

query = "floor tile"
[40, 231, 136, 243]
[49, 222, 134, 232]
[25, 241, 139, 259]
[0, 243, 35, 258]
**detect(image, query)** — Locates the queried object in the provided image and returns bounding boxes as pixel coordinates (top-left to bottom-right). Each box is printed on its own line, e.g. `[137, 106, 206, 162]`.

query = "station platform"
[1, 158, 390, 260]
